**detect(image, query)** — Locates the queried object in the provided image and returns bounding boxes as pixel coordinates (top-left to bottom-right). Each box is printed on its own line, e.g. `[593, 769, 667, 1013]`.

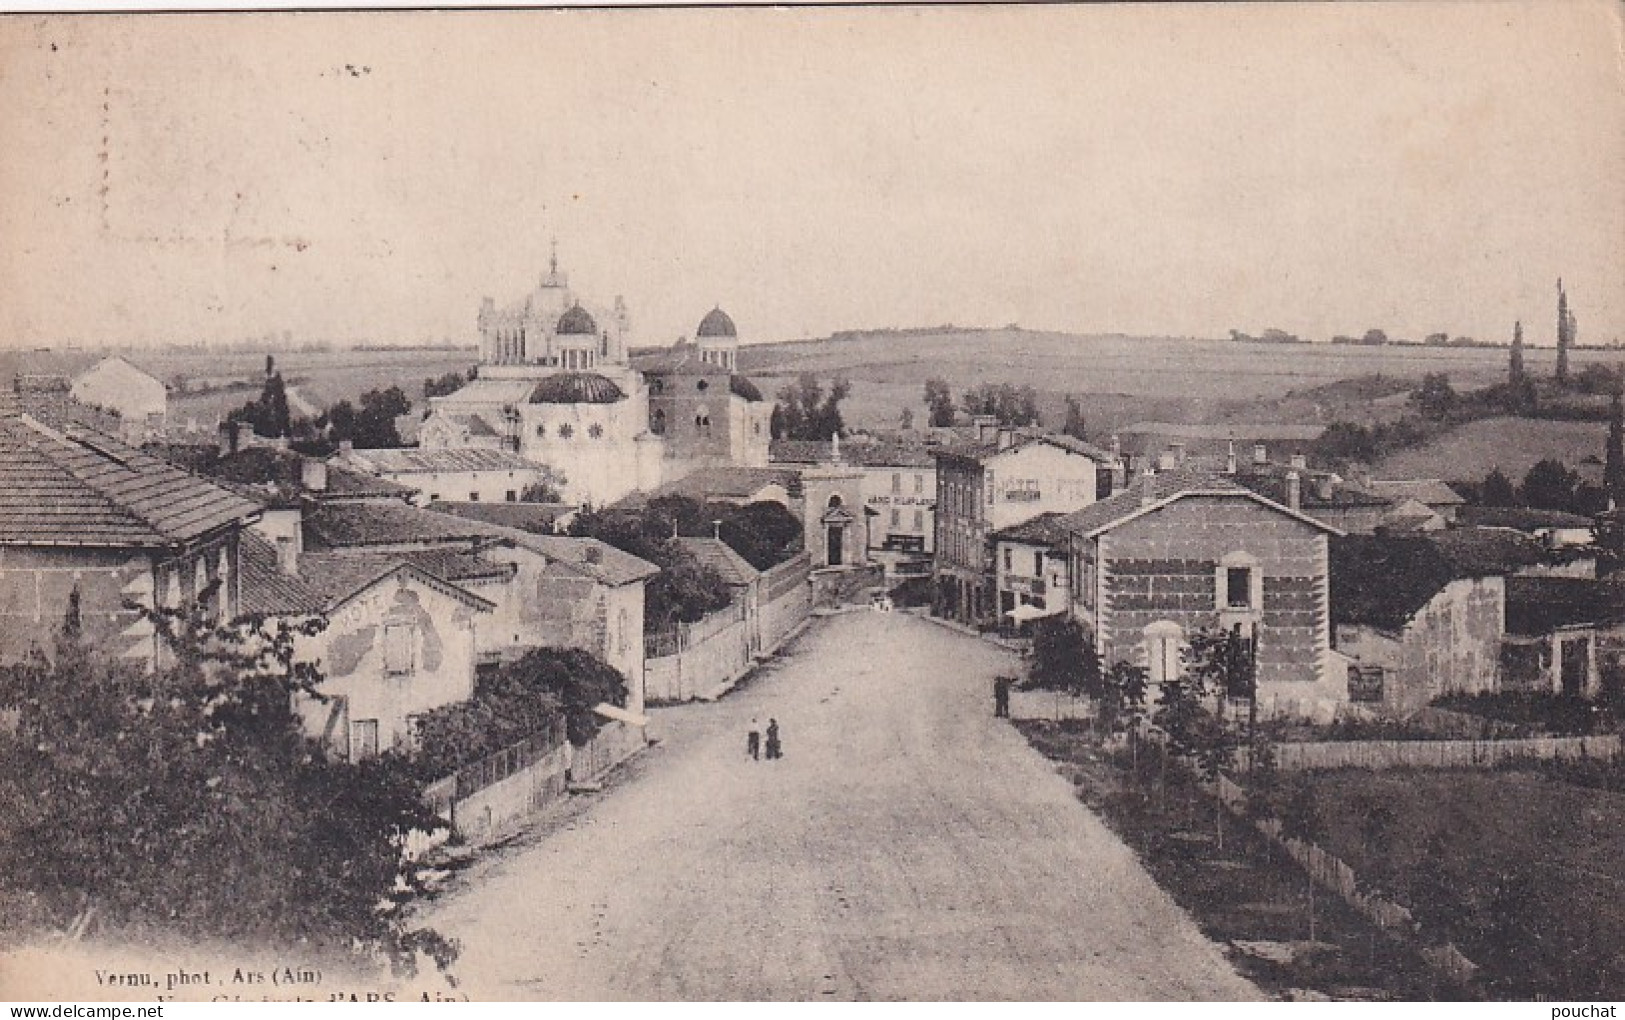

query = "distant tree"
[1509, 321, 1527, 388]
[772, 373, 847, 441]
[517, 468, 568, 504]
[1424, 332, 1450, 347]
[265, 353, 275, 379]
[1521, 458, 1582, 512]
[899, 405, 914, 431]
[961, 382, 1039, 427]
[923, 378, 956, 427]
[1411, 373, 1458, 420]
[423, 370, 467, 400]
[1481, 467, 1517, 507]
[1607, 388, 1625, 507]
[1362, 329, 1390, 346]
[227, 372, 294, 439]
[1557, 278, 1573, 385]
[566, 505, 734, 631]
[1062, 395, 1088, 441]
[324, 385, 411, 449]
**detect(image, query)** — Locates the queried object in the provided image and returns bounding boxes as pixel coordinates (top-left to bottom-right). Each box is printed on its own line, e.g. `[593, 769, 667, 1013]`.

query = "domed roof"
[697, 306, 737, 339]
[557, 303, 598, 336]
[729, 375, 764, 402]
[528, 372, 626, 405]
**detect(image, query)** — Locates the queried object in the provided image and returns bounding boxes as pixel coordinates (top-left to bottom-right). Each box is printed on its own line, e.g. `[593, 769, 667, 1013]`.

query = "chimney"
[711, 520, 723, 540]
[338, 439, 354, 456]
[1110, 458, 1128, 493]
[1225, 440, 1238, 476]
[997, 427, 1015, 451]
[275, 535, 298, 575]
[1109, 433, 1122, 462]
[218, 420, 238, 456]
[1139, 467, 1158, 507]
[1286, 470, 1301, 511]
[1314, 475, 1334, 502]
[301, 457, 328, 493]
[1157, 449, 1176, 471]
[974, 415, 998, 444]
[1170, 441, 1186, 465]
[1253, 443, 1268, 465]
[1290, 453, 1308, 471]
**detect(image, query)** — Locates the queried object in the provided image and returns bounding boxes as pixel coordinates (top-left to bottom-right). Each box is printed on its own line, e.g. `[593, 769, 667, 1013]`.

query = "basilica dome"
[557, 303, 598, 336]
[697, 307, 737, 339]
[528, 372, 626, 404]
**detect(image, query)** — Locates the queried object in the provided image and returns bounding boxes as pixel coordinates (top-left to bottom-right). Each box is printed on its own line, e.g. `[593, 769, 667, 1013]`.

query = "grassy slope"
[1370, 416, 1607, 484]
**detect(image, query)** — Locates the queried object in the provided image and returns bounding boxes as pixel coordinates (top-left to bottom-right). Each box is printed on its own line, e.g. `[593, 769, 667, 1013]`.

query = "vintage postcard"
[1, 2, 1622, 1003]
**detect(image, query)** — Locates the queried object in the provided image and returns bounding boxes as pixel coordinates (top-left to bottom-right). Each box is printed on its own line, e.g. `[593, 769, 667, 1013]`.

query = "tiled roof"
[1457, 505, 1596, 531]
[1121, 421, 1325, 441]
[302, 501, 502, 550]
[450, 413, 500, 438]
[1329, 535, 1461, 630]
[1505, 575, 1625, 637]
[413, 507, 658, 586]
[197, 447, 414, 507]
[1365, 479, 1466, 507]
[430, 378, 539, 406]
[238, 532, 497, 617]
[771, 438, 937, 468]
[1054, 467, 1341, 539]
[1234, 466, 1393, 509]
[676, 536, 761, 586]
[0, 413, 261, 548]
[1427, 527, 1548, 575]
[340, 447, 539, 474]
[930, 429, 1116, 465]
[636, 466, 801, 504]
[429, 501, 578, 533]
[990, 511, 1072, 547]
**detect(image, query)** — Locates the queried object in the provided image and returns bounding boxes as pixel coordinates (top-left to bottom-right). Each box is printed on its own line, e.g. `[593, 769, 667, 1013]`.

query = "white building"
[70, 356, 167, 443]
[335, 446, 551, 506]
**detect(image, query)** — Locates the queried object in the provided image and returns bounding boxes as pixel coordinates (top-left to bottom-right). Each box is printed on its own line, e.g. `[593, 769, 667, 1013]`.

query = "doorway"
[827, 524, 844, 566]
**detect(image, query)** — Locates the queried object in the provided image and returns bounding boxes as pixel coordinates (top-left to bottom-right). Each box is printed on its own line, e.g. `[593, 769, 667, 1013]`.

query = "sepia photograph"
[0, 1, 1622, 1003]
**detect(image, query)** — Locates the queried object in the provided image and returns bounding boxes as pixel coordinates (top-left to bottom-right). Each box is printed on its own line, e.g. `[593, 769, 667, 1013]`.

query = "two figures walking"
[747, 717, 783, 761]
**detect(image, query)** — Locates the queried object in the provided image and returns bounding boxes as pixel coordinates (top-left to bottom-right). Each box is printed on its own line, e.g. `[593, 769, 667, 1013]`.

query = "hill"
[1371, 417, 1608, 486]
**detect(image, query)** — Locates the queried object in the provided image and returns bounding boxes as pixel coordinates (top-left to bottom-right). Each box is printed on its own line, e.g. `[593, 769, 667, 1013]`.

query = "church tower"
[696, 306, 739, 372]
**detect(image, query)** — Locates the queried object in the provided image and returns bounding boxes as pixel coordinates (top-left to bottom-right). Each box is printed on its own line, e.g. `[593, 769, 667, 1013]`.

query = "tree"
[227, 372, 295, 439]
[772, 373, 849, 441]
[1100, 660, 1150, 761]
[1424, 332, 1450, 347]
[1609, 386, 1625, 507]
[1520, 458, 1582, 512]
[1062, 396, 1088, 441]
[1362, 328, 1390, 346]
[1411, 373, 1458, 420]
[265, 353, 275, 379]
[961, 382, 1040, 427]
[1025, 616, 1101, 700]
[923, 378, 956, 427]
[517, 466, 568, 504]
[1481, 467, 1517, 506]
[424, 370, 467, 399]
[899, 405, 914, 431]
[324, 385, 412, 449]
[1557, 278, 1573, 385]
[1509, 320, 1527, 389]
[567, 505, 735, 630]
[0, 588, 455, 972]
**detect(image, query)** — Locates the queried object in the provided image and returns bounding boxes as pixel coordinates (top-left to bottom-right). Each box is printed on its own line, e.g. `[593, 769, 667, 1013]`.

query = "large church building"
[418, 255, 770, 506]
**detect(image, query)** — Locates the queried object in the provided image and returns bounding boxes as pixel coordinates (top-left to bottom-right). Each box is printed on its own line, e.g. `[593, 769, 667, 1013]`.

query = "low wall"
[423, 719, 644, 846]
[646, 557, 813, 703]
[1008, 689, 1094, 722]
[1250, 733, 1624, 771]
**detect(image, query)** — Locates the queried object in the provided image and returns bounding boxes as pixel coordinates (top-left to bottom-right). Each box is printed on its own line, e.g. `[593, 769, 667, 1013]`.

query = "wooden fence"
[1247, 733, 1624, 772]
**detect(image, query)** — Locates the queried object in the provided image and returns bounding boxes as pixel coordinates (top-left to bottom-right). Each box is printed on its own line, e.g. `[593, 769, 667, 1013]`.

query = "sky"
[0, 3, 1620, 350]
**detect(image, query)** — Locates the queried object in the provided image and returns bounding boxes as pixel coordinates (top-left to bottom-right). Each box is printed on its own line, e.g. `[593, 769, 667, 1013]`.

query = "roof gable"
[1057, 469, 1343, 540]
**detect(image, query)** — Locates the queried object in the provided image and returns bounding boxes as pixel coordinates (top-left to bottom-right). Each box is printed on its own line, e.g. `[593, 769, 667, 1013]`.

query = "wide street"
[423, 610, 1260, 1000]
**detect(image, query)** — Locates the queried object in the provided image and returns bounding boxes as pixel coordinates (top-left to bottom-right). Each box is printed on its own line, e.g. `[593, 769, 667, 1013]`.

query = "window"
[696, 380, 709, 391]
[1145, 621, 1184, 684]
[505, 490, 517, 502]
[652, 408, 666, 434]
[753, 422, 762, 435]
[1003, 547, 1013, 571]
[469, 492, 480, 502]
[914, 474, 924, 494]
[1226, 567, 1252, 609]
[890, 508, 900, 528]
[913, 509, 924, 530]
[827, 494, 843, 509]
[559, 423, 574, 440]
[383, 623, 415, 676]
[892, 473, 902, 494]
[536, 424, 546, 438]
[651, 379, 664, 394]
[429, 493, 440, 502]
[588, 422, 603, 439]
[1034, 550, 1044, 576]
[349, 719, 380, 762]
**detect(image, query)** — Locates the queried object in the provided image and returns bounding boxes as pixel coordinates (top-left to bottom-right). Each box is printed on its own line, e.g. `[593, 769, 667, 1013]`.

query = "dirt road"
[424, 611, 1260, 1000]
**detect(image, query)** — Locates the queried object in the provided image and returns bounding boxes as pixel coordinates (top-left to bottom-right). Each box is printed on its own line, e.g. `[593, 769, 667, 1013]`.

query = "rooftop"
[771, 438, 936, 468]
[528, 372, 626, 405]
[1054, 466, 1340, 540]
[1364, 478, 1466, 507]
[340, 446, 540, 475]
[198, 446, 414, 507]
[1457, 505, 1597, 531]
[238, 532, 496, 617]
[302, 500, 505, 550]
[1330, 535, 1464, 631]
[0, 413, 261, 548]
[629, 465, 802, 506]
[676, 536, 761, 586]
[930, 429, 1116, 466]
[429, 500, 578, 533]
[990, 511, 1073, 547]
[1505, 575, 1625, 636]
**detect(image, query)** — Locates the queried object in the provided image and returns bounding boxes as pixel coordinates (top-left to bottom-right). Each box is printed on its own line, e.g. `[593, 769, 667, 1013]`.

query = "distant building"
[932, 420, 1114, 627]
[637, 309, 774, 479]
[1503, 575, 1625, 699]
[772, 437, 937, 576]
[989, 512, 1073, 632]
[69, 356, 168, 445]
[335, 446, 551, 506]
[0, 412, 261, 665]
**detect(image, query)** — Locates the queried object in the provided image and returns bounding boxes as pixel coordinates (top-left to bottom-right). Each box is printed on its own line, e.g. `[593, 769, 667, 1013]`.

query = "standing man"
[765, 718, 782, 760]
[994, 676, 1011, 719]
[747, 719, 761, 761]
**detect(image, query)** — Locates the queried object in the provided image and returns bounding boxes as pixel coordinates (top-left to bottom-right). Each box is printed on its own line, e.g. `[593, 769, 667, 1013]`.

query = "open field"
[0, 346, 479, 427]
[1265, 768, 1625, 999]
[1370, 416, 1608, 485]
[736, 330, 1622, 436]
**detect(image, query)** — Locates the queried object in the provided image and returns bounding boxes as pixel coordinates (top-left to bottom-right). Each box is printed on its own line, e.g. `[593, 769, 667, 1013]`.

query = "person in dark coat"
[994, 676, 1011, 718]
[765, 718, 782, 760]
[747, 718, 761, 761]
